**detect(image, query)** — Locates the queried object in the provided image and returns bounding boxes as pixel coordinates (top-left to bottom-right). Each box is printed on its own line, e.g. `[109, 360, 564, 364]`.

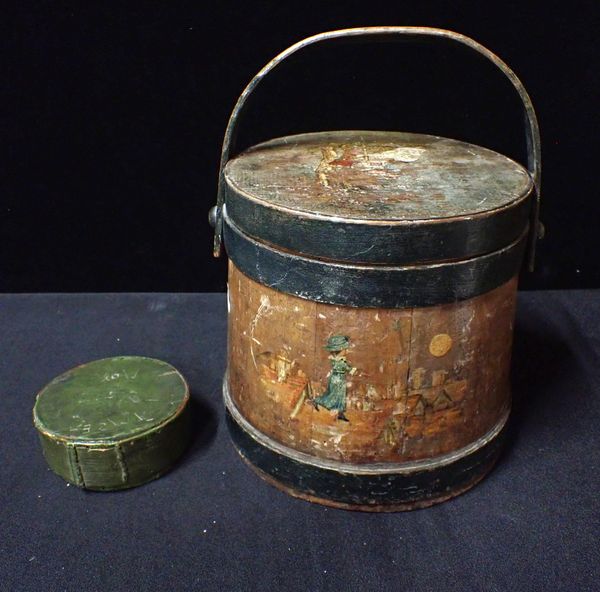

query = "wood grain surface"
[227, 262, 517, 464]
[224, 131, 532, 221]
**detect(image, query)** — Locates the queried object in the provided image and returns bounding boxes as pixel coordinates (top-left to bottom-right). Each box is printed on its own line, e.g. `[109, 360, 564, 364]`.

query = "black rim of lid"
[224, 132, 534, 265]
[224, 213, 527, 308]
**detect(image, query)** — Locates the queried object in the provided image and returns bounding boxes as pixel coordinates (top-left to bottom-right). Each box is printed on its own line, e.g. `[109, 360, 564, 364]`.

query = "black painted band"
[225, 184, 533, 265]
[225, 406, 507, 509]
[223, 211, 527, 308]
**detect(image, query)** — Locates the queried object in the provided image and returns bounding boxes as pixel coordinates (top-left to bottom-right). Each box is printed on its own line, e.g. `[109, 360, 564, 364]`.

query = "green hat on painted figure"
[325, 335, 350, 351]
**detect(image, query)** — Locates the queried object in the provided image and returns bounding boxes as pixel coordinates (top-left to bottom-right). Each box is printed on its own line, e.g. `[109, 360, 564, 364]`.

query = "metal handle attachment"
[211, 26, 541, 270]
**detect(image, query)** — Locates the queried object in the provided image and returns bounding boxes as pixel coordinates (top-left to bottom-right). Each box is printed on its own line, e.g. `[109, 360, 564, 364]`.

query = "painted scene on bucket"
[227, 262, 516, 464]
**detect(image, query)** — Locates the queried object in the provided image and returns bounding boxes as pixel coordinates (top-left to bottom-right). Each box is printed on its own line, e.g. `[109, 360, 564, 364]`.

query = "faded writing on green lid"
[34, 356, 188, 442]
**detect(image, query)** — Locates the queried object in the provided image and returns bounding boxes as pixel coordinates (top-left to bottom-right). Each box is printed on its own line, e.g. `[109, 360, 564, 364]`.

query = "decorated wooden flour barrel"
[209, 27, 542, 511]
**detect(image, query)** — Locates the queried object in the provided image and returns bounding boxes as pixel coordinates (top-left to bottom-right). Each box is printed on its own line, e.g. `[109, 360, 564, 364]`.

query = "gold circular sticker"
[429, 333, 453, 357]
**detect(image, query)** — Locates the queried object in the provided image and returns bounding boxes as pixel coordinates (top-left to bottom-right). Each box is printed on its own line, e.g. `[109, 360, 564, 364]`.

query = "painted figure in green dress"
[313, 335, 356, 422]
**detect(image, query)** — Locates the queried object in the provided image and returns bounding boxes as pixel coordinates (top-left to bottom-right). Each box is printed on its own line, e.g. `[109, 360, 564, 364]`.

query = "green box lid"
[33, 356, 191, 491]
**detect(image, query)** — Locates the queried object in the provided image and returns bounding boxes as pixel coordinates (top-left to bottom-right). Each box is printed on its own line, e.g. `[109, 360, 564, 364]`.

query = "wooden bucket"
[210, 27, 541, 511]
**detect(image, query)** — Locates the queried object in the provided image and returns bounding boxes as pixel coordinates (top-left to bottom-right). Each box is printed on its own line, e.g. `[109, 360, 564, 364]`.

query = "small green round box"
[33, 356, 191, 491]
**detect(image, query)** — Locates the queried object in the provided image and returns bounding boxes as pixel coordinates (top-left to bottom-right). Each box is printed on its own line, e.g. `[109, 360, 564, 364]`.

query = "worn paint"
[33, 357, 191, 490]
[217, 27, 541, 510]
[225, 131, 532, 221]
[227, 262, 516, 464]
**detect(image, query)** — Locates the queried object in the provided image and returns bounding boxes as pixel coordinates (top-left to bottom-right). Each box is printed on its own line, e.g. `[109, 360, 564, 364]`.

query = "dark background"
[3, 1, 598, 293]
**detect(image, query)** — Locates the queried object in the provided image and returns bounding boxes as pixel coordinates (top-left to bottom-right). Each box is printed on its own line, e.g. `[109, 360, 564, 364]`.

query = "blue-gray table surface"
[1, 291, 599, 591]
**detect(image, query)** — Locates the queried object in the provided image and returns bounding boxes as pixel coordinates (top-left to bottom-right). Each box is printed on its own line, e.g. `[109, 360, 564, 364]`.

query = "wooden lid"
[33, 356, 191, 491]
[226, 130, 532, 221]
[223, 131, 534, 265]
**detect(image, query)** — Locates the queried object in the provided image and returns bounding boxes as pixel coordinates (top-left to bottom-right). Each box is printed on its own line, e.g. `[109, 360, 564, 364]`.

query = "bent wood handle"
[211, 26, 542, 270]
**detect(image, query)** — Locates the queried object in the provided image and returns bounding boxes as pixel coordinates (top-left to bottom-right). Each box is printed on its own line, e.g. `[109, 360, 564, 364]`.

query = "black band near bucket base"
[224, 389, 508, 512]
